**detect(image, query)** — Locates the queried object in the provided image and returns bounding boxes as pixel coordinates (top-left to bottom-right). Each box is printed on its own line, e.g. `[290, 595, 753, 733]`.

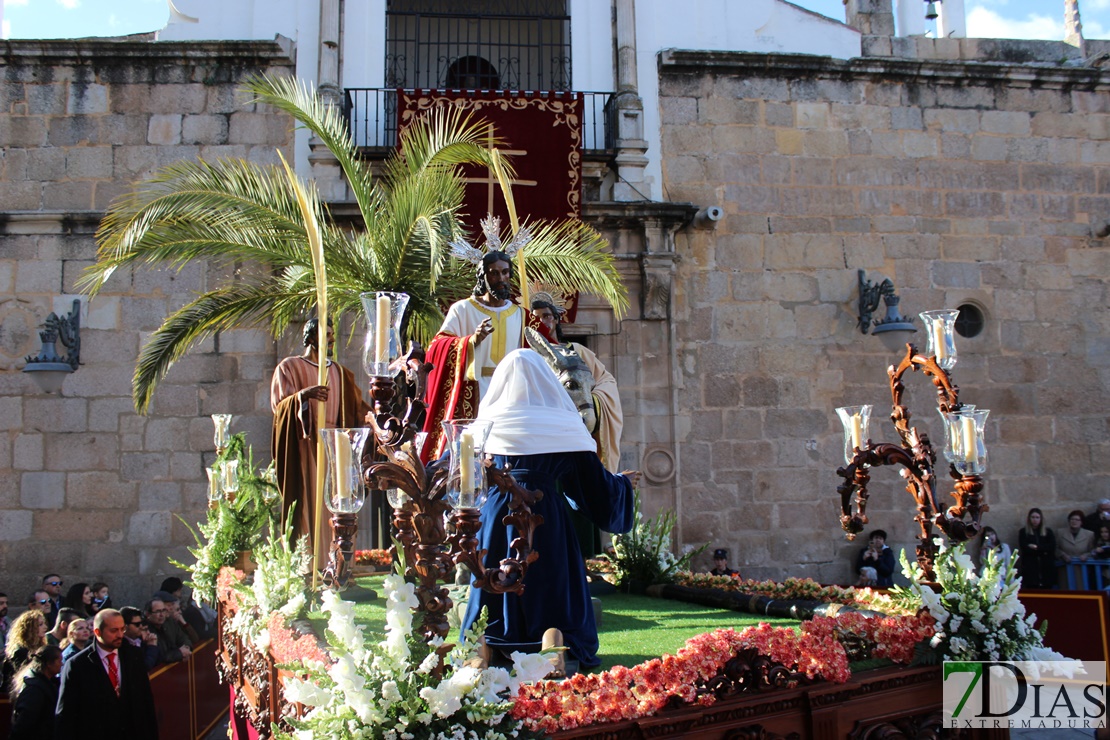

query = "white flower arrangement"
[228, 519, 313, 650]
[608, 492, 707, 587]
[274, 576, 550, 740]
[893, 540, 1066, 663]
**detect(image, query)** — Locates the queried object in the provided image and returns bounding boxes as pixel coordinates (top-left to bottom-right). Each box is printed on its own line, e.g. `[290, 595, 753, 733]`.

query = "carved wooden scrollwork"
[450, 460, 545, 595]
[836, 343, 988, 579]
[850, 710, 944, 740]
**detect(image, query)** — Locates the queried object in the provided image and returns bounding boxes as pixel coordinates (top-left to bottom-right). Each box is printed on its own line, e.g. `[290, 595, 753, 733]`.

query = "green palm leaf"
[512, 219, 629, 318]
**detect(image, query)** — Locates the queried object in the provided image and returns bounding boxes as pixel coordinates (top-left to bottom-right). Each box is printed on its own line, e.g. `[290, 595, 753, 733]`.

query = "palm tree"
[80, 75, 628, 413]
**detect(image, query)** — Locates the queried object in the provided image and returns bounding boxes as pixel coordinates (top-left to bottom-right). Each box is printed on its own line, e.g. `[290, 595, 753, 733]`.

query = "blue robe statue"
[460, 450, 633, 667]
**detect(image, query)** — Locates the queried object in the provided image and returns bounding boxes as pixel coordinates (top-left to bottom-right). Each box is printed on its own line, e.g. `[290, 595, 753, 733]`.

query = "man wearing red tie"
[55, 608, 159, 739]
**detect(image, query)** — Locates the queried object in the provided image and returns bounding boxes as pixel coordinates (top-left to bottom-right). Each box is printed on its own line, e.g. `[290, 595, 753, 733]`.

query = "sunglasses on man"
[45, 581, 62, 587]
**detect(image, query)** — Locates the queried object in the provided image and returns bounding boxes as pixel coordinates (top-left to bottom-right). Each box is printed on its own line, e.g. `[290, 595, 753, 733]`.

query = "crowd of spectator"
[1, 573, 216, 738]
[1012, 499, 1110, 590]
[848, 500, 1110, 591]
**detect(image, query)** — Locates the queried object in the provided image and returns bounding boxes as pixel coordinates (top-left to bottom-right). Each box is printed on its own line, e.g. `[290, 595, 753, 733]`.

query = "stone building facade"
[2, 1, 1109, 604]
[657, 50, 1110, 581]
[0, 40, 295, 606]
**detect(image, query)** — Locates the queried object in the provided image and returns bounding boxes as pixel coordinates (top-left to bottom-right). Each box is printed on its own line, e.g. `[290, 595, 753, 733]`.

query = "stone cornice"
[658, 49, 1110, 90]
[1, 36, 295, 67]
[0, 211, 102, 235]
[583, 200, 700, 227]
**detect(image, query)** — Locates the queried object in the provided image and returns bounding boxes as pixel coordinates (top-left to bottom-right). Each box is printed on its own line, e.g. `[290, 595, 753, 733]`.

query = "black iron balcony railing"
[342, 88, 616, 155]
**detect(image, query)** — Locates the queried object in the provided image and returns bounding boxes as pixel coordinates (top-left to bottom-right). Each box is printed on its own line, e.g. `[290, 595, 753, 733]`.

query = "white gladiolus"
[283, 676, 334, 707]
[329, 654, 366, 693]
[899, 541, 1070, 664]
[509, 651, 552, 690]
[382, 627, 411, 663]
[384, 575, 419, 610]
[416, 652, 440, 675]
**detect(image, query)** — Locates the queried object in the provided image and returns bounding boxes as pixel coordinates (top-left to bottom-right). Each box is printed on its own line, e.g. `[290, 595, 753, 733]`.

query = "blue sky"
[2, 0, 1106, 41]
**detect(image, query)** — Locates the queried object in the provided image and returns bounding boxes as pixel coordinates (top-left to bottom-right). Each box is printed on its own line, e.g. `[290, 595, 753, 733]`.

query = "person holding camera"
[855, 529, 895, 588]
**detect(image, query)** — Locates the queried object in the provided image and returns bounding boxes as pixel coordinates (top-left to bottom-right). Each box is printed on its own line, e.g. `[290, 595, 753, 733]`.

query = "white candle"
[932, 323, 947, 362]
[375, 294, 391, 364]
[961, 416, 977, 462]
[850, 413, 863, 451]
[335, 433, 353, 502]
[459, 431, 474, 504]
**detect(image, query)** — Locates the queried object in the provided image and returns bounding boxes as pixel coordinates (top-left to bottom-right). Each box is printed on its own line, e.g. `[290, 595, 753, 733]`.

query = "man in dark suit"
[55, 608, 159, 740]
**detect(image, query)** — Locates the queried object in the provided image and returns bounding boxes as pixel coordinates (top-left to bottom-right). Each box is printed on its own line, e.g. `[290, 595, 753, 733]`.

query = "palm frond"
[81, 158, 318, 295]
[512, 219, 629, 318]
[243, 74, 376, 222]
[390, 106, 515, 183]
[133, 286, 311, 413]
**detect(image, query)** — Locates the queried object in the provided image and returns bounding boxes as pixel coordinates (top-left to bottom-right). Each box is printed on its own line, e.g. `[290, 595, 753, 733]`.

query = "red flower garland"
[268, 612, 332, 666]
[216, 567, 247, 613]
[671, 573, 901, 613]
[353, 549, 393, 568]
[512, 612, 933, 733]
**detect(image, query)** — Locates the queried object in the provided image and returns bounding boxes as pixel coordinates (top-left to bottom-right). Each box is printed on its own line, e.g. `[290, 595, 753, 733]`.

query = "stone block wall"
[657, 50, 1110, 583]
[0, 40, 295, 609]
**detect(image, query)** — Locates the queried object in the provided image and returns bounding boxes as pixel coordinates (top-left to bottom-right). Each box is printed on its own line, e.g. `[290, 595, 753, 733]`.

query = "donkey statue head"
[526, 327, 597, 434]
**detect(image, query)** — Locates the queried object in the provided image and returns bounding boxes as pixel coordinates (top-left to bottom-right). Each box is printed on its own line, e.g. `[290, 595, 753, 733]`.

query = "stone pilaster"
[309, 0, 349, 202]
[611, 0, 651, 201]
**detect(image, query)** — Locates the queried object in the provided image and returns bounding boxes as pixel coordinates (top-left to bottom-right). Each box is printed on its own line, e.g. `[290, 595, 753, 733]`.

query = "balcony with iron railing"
[342, 88, 616, 157]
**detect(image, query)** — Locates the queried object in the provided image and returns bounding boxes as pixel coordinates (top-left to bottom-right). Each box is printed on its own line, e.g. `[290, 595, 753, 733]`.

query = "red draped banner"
[398, 89, 583, 237]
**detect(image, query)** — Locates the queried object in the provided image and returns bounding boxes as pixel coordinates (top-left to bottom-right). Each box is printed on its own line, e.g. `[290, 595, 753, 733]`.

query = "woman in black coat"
[1017, 507, 1057, 589]
[9, 645, 63, 740]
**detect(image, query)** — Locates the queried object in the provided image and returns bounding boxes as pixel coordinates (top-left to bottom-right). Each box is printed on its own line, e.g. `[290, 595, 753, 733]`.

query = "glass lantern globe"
[440, 419, 494, 509]
[360, 292, 411, 378]
[919, 310, 960, 371]
[321, 428, 371, 514]
[835, 405, 873, 465]
[942, 408, 989, 476]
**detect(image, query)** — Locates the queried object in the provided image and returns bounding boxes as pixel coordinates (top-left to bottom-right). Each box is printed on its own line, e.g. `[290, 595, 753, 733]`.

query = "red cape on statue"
[420, 305, 553, 462]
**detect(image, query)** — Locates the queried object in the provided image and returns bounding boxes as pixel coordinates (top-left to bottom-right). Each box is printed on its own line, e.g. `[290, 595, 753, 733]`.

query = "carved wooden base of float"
[218, 589, 943, 740]
[218, 600, 290, 739]
[550, 665, 942, 740]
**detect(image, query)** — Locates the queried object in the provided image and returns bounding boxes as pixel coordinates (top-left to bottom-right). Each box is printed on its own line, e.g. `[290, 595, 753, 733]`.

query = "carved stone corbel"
[640, 218, 683, 321]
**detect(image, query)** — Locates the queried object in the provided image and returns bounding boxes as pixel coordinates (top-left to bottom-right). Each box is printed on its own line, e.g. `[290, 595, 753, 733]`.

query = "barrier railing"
[1064, 557, 1110, 590]
[342, 87, 615, 153]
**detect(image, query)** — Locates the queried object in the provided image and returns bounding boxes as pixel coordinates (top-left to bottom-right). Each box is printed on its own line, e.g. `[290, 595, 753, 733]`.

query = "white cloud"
[1084, 0, 1110, 10]
[56, 0, 81, 9]
[1, 19, 9, 39]
[967, 7, 1063, 39]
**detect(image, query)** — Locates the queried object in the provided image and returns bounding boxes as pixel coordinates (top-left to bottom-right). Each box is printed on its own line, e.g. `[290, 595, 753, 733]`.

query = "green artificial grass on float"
[309, 575, 799, 673]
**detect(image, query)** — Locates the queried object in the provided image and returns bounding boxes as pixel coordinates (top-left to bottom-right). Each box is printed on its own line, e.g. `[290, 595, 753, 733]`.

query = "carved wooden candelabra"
[835, 333, 989, 580]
